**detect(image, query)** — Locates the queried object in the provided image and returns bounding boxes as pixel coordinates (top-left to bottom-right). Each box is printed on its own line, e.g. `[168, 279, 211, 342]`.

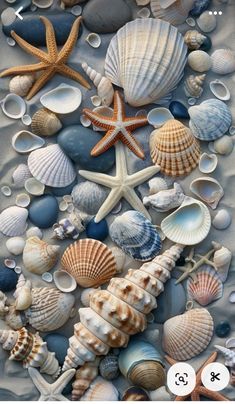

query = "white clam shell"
[211, 49, 235, 75]
[23, 237, 60, 275]
[86, 33, 101, 48]
[12, 164, 31, 188]
[209, 79, 230, 101]
[53, 270, 77, 293]
[12, 130, 45, 154]
[150, 0, 195, 25]
[91, 95, 102, 107]
[190, 177, 224, 209]
[197, 11, 217, 33]
[161, 196, 211, 245]
[188, 50, 212, 72]
[147, 108, 173, 128]
[6, 237, 26, 255]
[26, 227, 43, 239]
[24, 177, 45, 196]
[80, 114, 91, 127]
[199, 153, 218, 174]
[1, 185, 12, 196]
[0, 206, 28, 237]
[40, 83, 82, 114]
[0, 93, 26, 119]
[16, 193, 31, 207]
[21, 114, 32, 126]
[212, 209, 232, 230]
[32, 0, 54, 8]
[212, 135, 234, 155]
[226, 338, 235, 348]
[9, 75, 35, 97]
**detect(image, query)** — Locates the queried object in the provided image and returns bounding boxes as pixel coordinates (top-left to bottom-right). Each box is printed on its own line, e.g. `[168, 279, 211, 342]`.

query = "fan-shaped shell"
[9, 74, 35, 97]
[105, 18, 187, 107]
[184, 30, 206, 50]
[190, 177, 224, 209]
[150, 119, 200, 177]
[184, 74, 206, 98]
[72, 181, 108, 215]
[31, 108, 62, 137]
[187, 266, 223, 306]
[0, 206, 28, 236]
[150, 0, 195, 25]
[189, 99, 232, 141]
[109, 210, 162, 262]
[211, 49, 235, 75]
[23, 237, 60, 275]
[12, 164, 31, 188]
[80, 376, 119, 401]
[28, 144, 76, 188]
[162, 308, 214, 360]
[148, 177, 168, 194]
[61, 239, 117, 288]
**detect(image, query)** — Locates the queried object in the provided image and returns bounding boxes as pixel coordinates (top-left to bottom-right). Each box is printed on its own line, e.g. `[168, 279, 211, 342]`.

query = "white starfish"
[28, 367, 76, 401]
[79, 143, 160, 223]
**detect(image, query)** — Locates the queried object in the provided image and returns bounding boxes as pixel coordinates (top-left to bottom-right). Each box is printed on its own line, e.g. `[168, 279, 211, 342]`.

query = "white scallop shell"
[28, 144, 76, 187]
[211, 49, 235, 75]
[0, 206, 28, 237]
[9, 74, 35, 97]
[209, 79, 230, 101]
[53, 270, 77, 293]
[212, 209, 232, 230]
[12, 164, 31, 188]
[40, 83, 82, 114]
[187, 50, 212, 73]
[6, 237, 26, 255]
[199, 153, 218, 174]
[80, 376, 119, 401]
[190, 177, 224, 209]
[24, 177, 45, 196]
[196, 11, 217, 33]
[85, 33, 101, 48]
[12, 130, 45, 154]
[150, 0, 195, 25]
[1, 93, 26, 119]
[147, 108, 174, 128]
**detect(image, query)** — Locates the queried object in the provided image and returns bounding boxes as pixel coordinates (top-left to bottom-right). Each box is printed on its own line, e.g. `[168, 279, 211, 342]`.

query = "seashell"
[187, 50, 212, 72]
[52, 212, 85, 241]
[0, 291, 8, 317]
[0, 93, 26, 119]
[199, 153, 218, 174]
[143, 182, 185, 212]
[9, 74, 35, 97]
[72, 360, 100, 400]
[136, 0, 150, 4]
[215, 345, 235, 368]
[81, 287, 101, 307]
[61, 239, 117, 288]
[31, 108, 62, 137]
[150, 0, 195, 25]
[212, 135, 234, 156]
[32, 0, 54, 8]
[71, 5, 82, 16]
[91, 95, 102, 107]
[26, 227, 43, 239]
[184, 30, 206, 50]
[82, 63, 114, 107]
[22, 114, 32, 126]
[161, 196, 211, 245]
[86, 33, 101, 48]
[162, 308, 214, 360]
[42, 272, 53, 282]
[0, 327, 60, 378]
[0, 206, 28, 237]
[229, 292, 235, 304]
[190, 177, 224, 209]
[212, 209, 232, 231]
[12, 164, 31, 188]
[6, 236, 25, 256]
[148, 177, 168, 195]
[99, 355, 119, 380]
[80, 376, 119, 401]
[16, 193, 31, 208]
[188, 99, 232, 141]
[14, 274, 32, 311]
[53, 270, 77, 293]
[40, 83, 82, 114]
[12, 130, 45, 154]
[184, 74, 206, 98]
[211, 49, 235, 75]
[209, 79, 230, 102]
[197, 11, 217, 33]
[147, 108, 173, 128]
[109, 210, 162, 261]
[122, 386, 150, 401]
[23, 237, 60, 275]
[187, 266, 223, 306]
[1, 185, 11, 196]
[72, 181, 108, 215]
[28, 144, 76, 188]
[109, 246, 127, 273]
[80, 114, 91, 127]
[213, 246, 232, 283]
[105, 18, 187, 107]
[150, 119, 200, 177]
[118, 339, 165, 390]
[137, 7, 151, 18]
[24, 178, 45, 196]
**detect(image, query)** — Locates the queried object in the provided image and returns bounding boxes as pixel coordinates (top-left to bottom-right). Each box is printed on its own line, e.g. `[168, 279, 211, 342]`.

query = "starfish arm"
[123, 187, 152, 221]
[95, 188, 123, 223]
[83, 109, 114, 129]
[175, 395, 190, 401]
[120, 129, 145, 159]
[28, 367, 48, 396]
[127, 165, 161, 187]
[190, 390, 200, 401]
[53, 369, 76, 394]
[114, 91, 125, 120]
[91, 129, 119, 156]
[26, 69, 55, 100]
[196, 352, 217, 384]
[0, 62, 46, 78]
[11, 31, 49, 63]
[124, 116, 148, 130]
[40, 17, 58, 61]
[79, 170, 116, 188]
[54, 394, 69, 401]
[197, 386, 230, 401]
[115, 142, 128, 178]
[58, 17, 82, 63]
[58, 64, 90, 89]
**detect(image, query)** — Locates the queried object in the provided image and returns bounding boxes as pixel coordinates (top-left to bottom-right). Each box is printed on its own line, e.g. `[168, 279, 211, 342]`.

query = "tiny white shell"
[80, 114, 91, 127]
[213, 136, 234, 155]
[1, 93, 26, 119]
[1, 186, 12, 196]
[71, 5, 82, 16]
[42, 272, 53, 282]
[14, 266, 22, 274]
[197, 11, 217, 33]
[137, 7, 151, 18]
[12, 130, 45, 154]
[226, 338, 235, 349]
[86, 33, 101, 48]
[21, 114, 32, 126]
[147, 108, 173, 128]
[26, 227, 43, 239]
[4, 258, 16, 269]
[199, 153, 218, 174]
[16, 193, 31, 207]
[91, 95, 102, 107]
[209, 79, 230, 101]
[24, 177, 45, 196]
[229, 126, 235, 136]
[229, 292, 235, 303]
[59, 200, 68, 212]
[188, 50, 212, 73]
[63, 195, 72, 203]
[212, 209, 232, 230]
[186, 17, 196, 27]
[53, 270, 77, 293]
[40, 83, 82, 114]
[148, 177, 168, 195]
[6, 237, 26, 256]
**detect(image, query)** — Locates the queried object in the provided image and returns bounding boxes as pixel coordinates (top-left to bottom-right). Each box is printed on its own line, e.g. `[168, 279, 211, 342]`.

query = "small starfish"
[28, 367, 76, 401]
[165, 353, 230, 401]
[79, 143, 160, 223]
[83, 91, 148, 159]
[0, 16, 90, 100]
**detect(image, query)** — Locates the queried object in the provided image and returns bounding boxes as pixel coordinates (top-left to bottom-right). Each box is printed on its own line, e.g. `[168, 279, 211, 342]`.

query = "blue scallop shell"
[109, 210, 162, 261]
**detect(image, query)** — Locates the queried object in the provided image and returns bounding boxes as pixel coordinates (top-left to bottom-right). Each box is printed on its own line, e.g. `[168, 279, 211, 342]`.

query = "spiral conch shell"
[184, 74, 206, 98]
[82, 63, 114, 107]
[9, 74, 35, 97]
[213, 245, 232, 283]
[0, 327, 60, 378]
[72, 359, 100, 400]
[184, 30, 206, 51]
[23, 237, 60, 275]
[62, 244, 184, 372]
[13, 274, 32, 311]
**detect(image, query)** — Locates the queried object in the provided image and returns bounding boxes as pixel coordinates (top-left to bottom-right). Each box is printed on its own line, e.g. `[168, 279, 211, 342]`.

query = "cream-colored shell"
[9, 74, 35, 97]
[190, 177, 224, 209]
[0, 206, 28, 237]
[213, 246, 232, 283]
[184, 74, 206, 98]
[12, 164, 31, 189]
[31, 108, 62, 137]
[80, 376, 119, 401]
[14, 274, 32, 311]
[188, 50, 212, 72]
[211, 49, 235, 75]
[82, 63, 114, 107]
[197, 11, 217, 33]
[184, 30, 206, 50]
[72, 359, 100, 400]
[23, 237, 60, 275]
[150, 0, 195, 25]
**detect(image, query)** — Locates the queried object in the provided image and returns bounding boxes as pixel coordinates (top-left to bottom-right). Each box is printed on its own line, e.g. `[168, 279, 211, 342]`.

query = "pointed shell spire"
[82, 62, 114, 106]
[184, 74, 206, 98]
[72, 359, 100, 400]
[215, 345, 235, 367]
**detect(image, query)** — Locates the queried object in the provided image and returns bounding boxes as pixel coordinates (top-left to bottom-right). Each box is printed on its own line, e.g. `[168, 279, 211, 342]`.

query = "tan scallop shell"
[184, 30, 206, 51]
[31, 108, 62, 137]
[150, 0, 195, 25]
[61, 239, 117, 288]
[162, 308, 214, 360]
[150, 119, 200, 177]
[23, 237, 60, 275]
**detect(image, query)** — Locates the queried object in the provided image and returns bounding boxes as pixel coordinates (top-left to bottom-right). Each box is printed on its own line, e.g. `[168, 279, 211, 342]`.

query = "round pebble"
[153, 278, 186, 323]
[86, 218, 109, 241]
[44, 333, 69, 366]
[190, 0, 212, 17]
[200, 35, 212, 52]
[215, 321, 231, 338]
[169, 101, 190, 119]
[0, 266, 18, 292]
[50, 179, 77, 197]
[29, 194, 59, 228]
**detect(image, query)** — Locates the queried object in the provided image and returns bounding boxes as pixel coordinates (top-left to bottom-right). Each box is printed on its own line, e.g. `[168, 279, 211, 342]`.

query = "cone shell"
[9, 74, 35, 97]
[80, 376, 119, 401]
[72, 360, 100, 400]
[184, 74, 206, 98]
[61, 239, 117, 288]
[213, 246, 232, 283]
[12, 164, 31, 189]
[187, 266, 223, 306]
[184, 30, 206, 50]
[150, 119, 200, 177]
[31, 108, 62, 137]
[0, 206, 28, 237]
[23, 237, 60, 275]
[162, 308, 214, 360]
[28, 144, 76, 187]
[150, 0, 195, 25]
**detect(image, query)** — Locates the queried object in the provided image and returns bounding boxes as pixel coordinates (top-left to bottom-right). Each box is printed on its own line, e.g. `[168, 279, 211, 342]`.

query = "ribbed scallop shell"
[9, 74, 35, 97]
[150, 0, 195, 25]
[211, 49, 235, 75]
[0, 206, 28, 236]
[61, 239, 117, 288]
[72, 360, 100, 400]
[31, 108, 62, 137]
[187, 266, 223, 306]
[105, 18, 187, 107]
[12, 164, 31, 188]
[184, 30, 206, 50]
[150, 119, 200, 177]
[184, 74, 206, 98]
[162, 308, 214, 360]
[188, 99, 232, 141]
[80, 376, 119, 401]
[23, 237, 60, 275]
[72, 181, 108, 215]
[28, 144, 76, 187]
[109, 210, 162, 262]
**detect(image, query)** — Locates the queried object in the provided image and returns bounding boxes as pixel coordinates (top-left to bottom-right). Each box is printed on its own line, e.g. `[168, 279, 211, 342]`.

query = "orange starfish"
[165, 352, 230, 401]
[83, 91, 148, 159]
[0, 16, 90, 100]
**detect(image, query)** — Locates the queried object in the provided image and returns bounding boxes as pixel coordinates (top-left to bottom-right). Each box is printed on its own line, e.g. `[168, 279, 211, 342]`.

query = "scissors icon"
[210, 372, 220, 382]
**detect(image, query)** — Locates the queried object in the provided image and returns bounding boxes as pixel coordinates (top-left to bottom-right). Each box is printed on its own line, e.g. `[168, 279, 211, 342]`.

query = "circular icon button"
[201, 363, 230, 392]
[167, 363, 196, 396]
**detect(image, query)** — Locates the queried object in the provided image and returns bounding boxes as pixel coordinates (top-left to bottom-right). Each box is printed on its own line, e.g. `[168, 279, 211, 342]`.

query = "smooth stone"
[153, 278, 186, 323]
[190, 0, 212, 17]
[58, 125, 115, 173]
[3, 12, 80, 47]
[215, 321, 231, 338]
[44, 333, 69, 366]
[29, 194, 59, 229]
[0, 266, 18, 292]
[50, 179, 77, 197]
[169, 101, 190, 120]
[200, 35, 212, 52]
[86, 218, 108, 241]
[83, 0, 132, 34]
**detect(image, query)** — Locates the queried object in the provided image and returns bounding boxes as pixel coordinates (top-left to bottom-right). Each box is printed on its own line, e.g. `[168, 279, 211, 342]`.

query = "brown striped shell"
[31, 108, 62, 137]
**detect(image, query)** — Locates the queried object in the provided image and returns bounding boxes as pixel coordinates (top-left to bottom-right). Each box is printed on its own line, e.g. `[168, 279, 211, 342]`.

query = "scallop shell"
[9, 74, 35, 97]
[212, 209, 232, 231]
[150, 0, 195, 25]
[213, 246, 232, 283]
[211, 49, 235, 75]
[209, 79, 230, 101]
[188, 99, 232, 141]
[12, 164, 31, 188]
[28, 144, 76, 188]
[212, 135, 234, 155]
[40, 83, 82, 114]
[12, 130, 45, 154]
[184, 30, 206, 50]
[80, 376, 119, 401]
[148, 177, 168, 195]
[82, 63, 114, 107]
[143, 182, 185, 212]
[162, 308, 214, 360]
[6, 236, 25, 256]
[199, 153, 218, 174]
[187, 267, 223, 306]
[31, 108, 62, 137]
[81, 287, 101, 307]
[190, 177, 224, 209]
[0, 206, 28, 237]
[72, 360, 100, 400]
[105, 18, 187, 107]
[150, 119, 200, 177]
[23, 237, 60, 275]
[53, 270, 77, 293]
[72, 181, 108, 215]
[99, 355, 119, 380]
[61, 239, 117, 288]
[109, 210, 162, 262]
[161, 196, 211, 245]
[184, 74, 206, 98]
[188, 50, 212, 72]
[197, 11, 217, 33]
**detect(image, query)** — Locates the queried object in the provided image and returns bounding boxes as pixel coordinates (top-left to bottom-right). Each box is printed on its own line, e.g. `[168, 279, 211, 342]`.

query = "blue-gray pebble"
[86, 218, 109, 241]
[169, 101, 190, 120]
[50, 179, 77, 197]
[0, 266, 18, 293]
[44, 333, 69, 365]
[190, 0, 212, 17]
[29, 195, 59, 228]
[153, 279, 186, 323]
[215, 321, 231, 338]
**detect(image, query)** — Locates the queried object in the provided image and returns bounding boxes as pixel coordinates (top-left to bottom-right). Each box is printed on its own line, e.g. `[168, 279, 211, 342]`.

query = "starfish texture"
[0, 16, 90, 100]
[165, 353, 230, 401]
[79, 143, 160, 223]
[83, 91, 148, 159]
[28, 367, 76, 401]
